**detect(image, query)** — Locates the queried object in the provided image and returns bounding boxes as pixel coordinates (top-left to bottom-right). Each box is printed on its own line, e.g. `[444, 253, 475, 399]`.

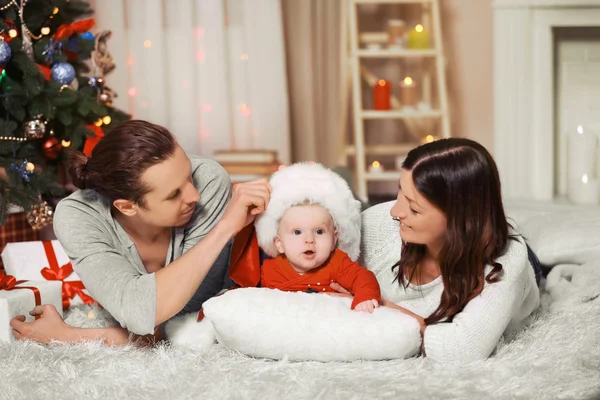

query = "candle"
[567, 125, 598, 181]
[399, 77, 418, 107]
[408, 24, 430, 49]
[387, 19, 406, 47]
[421, 134, 437, 144]
[369, 161, 384, 173]
[373, 79, 391, 110]
[568, 174, 600, 205]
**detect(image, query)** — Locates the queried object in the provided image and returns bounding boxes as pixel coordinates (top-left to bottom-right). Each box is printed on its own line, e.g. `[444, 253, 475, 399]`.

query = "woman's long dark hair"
[394, 138, 515, 325]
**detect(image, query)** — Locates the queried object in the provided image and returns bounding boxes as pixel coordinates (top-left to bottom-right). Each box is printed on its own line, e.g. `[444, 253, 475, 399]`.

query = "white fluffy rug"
[1, 262, 600, 400]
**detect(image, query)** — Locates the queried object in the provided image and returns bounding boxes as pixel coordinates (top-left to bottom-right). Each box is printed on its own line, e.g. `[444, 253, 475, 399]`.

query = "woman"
[336, 138, 541, 362]
[10, 120, 270, 345]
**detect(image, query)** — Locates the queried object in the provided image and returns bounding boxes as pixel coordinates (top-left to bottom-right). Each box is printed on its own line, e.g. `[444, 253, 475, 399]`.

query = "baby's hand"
[354, 299, 379, 313]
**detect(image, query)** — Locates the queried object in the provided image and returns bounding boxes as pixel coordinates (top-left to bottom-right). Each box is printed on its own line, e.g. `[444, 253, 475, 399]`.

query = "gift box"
[1, 240, 95, 309]
[0, 272, 63, 342]
[0, 212, 40, 269]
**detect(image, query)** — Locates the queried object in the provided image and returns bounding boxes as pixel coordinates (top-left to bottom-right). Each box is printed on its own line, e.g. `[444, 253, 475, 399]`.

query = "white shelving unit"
[345, 0, 450, 202]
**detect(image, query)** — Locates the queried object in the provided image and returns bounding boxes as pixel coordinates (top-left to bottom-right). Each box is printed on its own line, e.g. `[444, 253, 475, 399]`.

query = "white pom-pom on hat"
[255, 163, 362, 261]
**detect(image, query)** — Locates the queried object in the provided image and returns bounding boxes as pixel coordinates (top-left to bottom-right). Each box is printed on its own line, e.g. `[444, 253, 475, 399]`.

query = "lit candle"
[568, 174, 600, 205]
[369, 161, 384, 173]
[567, 125, 598, 181]
[408, 24, 430, 49]
[421, 134, 437, 144]
[399, 77, 418, 107]
[373, 80, 391, 110]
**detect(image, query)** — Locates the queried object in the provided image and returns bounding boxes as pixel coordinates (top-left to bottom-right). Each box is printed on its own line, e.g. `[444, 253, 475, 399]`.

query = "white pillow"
[505, 201, 600, 266]
[170, 288, 421, 361]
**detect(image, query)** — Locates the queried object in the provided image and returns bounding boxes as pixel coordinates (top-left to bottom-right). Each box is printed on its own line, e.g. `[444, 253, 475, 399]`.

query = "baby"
[254, 163, 381, 312]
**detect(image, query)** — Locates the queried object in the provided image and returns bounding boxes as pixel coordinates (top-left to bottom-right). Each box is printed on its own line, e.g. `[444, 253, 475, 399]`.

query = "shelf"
[346, 144, 416, 156]
[356, 49, 437, 58]
[354, 0, 432, 4]
[361, 110, 443, 119]
[365, 171, 402, 181]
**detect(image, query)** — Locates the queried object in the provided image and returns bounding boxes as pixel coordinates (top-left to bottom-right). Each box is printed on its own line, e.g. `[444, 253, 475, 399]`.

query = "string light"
[94, 118, 103, 127]
[40, 27, 50, 35]
[102, 115, 112, 125]
[61, 139, 71, 148]
[52, 6, 59, 14]
[143, 40, 152, 48]
[128, 87, 137, 96]
[425, 134, 434, 143]
[8, 29, 17, 38]
[415, 24, 424, 33]
[0, 136, 27, 141]
[25, 162, 35, 171]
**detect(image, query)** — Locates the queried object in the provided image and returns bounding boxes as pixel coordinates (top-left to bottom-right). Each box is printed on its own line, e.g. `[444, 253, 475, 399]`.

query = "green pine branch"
[0, 0, 131, 225]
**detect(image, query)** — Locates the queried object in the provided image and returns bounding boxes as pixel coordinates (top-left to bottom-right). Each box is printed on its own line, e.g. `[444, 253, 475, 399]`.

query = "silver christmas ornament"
[24, 118, 46, 139]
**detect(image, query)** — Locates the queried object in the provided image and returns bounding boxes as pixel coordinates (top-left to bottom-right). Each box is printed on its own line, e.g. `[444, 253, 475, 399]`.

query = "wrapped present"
[1, 240, 95, 309]
[0, 271, 63, 342]
[0, 212, 40, 269]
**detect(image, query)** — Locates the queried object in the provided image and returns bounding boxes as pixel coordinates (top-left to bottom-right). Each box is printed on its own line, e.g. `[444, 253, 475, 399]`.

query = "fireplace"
[493, 0, 600, 201]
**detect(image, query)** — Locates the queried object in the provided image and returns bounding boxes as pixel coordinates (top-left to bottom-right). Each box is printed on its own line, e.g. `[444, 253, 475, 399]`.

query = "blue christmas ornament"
[10, 160, 34, 183]
[80, 31, 95, 40]
[68, 36, 79, 52]
[51, 62, 76, 85]
[0, 39, 11, 65]
[43, 39, 62, 63]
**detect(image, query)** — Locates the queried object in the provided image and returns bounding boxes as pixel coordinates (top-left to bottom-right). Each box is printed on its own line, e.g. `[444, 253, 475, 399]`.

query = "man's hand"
[10, 304, 74, 343]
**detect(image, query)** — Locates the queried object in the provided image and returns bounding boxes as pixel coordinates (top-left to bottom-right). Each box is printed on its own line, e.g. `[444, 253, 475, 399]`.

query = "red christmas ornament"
[42, 137, 63, 160]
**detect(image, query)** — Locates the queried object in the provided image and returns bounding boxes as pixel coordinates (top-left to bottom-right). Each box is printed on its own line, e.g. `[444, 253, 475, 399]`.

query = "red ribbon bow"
[0, 270, 42, 320]
[0, 270, 18, 290]
[53, 19, 95, 41]
[40, 241, 95, 309]
[83, 124, 105, 157]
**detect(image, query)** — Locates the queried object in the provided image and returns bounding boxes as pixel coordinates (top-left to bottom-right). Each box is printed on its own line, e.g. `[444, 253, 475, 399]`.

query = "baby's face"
[274, 205, 337, 274]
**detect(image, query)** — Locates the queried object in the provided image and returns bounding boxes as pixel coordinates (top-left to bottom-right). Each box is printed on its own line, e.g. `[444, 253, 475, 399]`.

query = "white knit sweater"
[360, 201, 540, 362]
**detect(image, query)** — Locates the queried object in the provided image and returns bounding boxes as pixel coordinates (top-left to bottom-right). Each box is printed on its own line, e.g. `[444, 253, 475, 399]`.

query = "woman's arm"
[422, 239, 538, 362]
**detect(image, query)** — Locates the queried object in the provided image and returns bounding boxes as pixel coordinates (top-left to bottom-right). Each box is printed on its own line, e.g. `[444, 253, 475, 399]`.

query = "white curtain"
[89, 0, 291, 163]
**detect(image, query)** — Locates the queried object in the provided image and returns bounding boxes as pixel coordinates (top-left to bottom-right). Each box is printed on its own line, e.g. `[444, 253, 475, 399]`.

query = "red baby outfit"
[261, 248, 381, 309]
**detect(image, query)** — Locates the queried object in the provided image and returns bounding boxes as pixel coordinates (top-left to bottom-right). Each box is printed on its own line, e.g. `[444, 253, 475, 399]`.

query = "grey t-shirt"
[53, 156, 232, 335]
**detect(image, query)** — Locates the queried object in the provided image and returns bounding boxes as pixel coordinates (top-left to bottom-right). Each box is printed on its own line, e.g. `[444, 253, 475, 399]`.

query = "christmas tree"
[0, 0, 129, 227]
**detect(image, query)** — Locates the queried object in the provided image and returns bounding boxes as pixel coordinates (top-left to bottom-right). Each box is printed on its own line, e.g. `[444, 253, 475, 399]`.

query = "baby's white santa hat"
[255, 162, 362, 261]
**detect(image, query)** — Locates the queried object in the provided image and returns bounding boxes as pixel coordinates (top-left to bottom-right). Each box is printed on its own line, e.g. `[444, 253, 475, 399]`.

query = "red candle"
[373, 79, 391, 110]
